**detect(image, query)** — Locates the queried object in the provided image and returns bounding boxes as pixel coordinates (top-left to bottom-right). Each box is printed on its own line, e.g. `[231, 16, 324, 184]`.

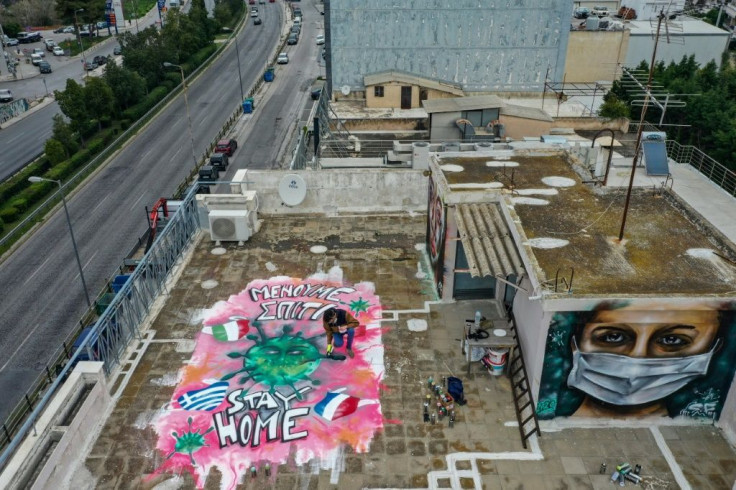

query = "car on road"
[38, 61, 52, 73]
[209, 152, 229, 169]
[277, 52, 289, 64]
[32, 48, 45, 57]
[79, 29, 95, 37]
[53, 25, 74, 34]
[251, 10, 258, 17]
[591, 5, 609, 17]
[287, 33, 298, 45]
[44, 39, 56, 50]
[31, 53, 43, 65]
[93, 55, 108, 66]
[3, 37, 19, 46]
[573, 7, 589, 19]
[254, 17, 262, 25]
[16, 31, 42, 44]
[84, 60, 99, 71]
[53, 46, 65, 56]
[215, 139, 238, 156]
[0, 89, 12, 103]
[290, 25, 300, 35]
[113, 45, 122, 55]
[316, 34, 325, 45]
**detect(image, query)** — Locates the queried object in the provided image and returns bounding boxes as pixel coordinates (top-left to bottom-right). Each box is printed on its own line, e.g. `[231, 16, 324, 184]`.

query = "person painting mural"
[323, 307, 359, 359]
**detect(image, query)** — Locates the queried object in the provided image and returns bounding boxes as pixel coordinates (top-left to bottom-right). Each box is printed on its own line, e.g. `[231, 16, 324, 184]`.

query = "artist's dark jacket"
[323, 309, 359, 345]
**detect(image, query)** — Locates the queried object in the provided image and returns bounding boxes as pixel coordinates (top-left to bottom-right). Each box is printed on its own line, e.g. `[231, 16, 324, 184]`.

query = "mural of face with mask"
[569, 306, 721, 417]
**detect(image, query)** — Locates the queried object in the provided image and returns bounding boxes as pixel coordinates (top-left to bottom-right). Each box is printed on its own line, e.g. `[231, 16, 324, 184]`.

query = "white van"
[31, 53, 43, 65]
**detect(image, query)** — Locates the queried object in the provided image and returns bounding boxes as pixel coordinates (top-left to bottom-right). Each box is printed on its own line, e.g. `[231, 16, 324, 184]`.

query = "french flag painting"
[177, 382, 229, 411]
[314, 391, 378, 422]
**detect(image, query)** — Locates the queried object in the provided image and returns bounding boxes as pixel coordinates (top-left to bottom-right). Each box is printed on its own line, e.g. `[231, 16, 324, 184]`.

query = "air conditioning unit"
[209, 209, 251, 244]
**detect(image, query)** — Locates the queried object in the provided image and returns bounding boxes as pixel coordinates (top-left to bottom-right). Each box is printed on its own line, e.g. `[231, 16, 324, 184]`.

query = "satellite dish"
[340, 85, 351, 96]
[278, 174, 307, 206]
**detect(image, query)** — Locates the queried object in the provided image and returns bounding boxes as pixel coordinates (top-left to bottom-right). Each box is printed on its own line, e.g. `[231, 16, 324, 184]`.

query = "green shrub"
[88, 138, 106, 154]
[23, 181, 55, 205]
[9, 198, 27, 213]
[0, 207, 19, 223]
[164, 72, 182, 86]
[120, 119, 132, 130]
[0, 216, 4, 233]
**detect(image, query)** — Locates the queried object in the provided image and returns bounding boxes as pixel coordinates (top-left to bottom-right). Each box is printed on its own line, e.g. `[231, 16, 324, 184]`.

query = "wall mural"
[427, 176, 447, 297]
[536, 301, 736, 419]
[149, 278, 384, 489]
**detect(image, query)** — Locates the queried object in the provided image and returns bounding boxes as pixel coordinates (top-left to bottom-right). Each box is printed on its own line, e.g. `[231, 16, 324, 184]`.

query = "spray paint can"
[441, 375, 446, 388]
[600, 463, 607, 474]
[449, 411, 455, 428]
[427, 376, 434, 388]
[625, 473, 641, 484]
[610, 471, 620, 482]
[430, 413, 436, 424]
[250, 466, 257, 478]
[436, 402, 443, 421]
[634, 464, 641, 475]
[474, 310, 481, 328]
[264, 463, 271, 477]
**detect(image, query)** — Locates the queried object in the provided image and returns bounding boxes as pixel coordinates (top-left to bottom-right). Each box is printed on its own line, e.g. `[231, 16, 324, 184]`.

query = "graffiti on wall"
[427, 176, 447, 297]
[150, 277, 384, 489]
[536, 301, 736, 419]
[0, 99, 29, 124]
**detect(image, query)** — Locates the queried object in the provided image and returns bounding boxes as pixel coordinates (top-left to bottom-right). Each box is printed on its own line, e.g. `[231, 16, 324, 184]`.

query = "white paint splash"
[133, 409, 165, 430]
[151, 475, 185, 490]
[201, 279, 218, 289]
[265, 261, 278, 271]
[407, 319, 428, 332]
[415, 243, 426, 251]
[541, 176, 576, 187]
[511, 197, 549, 206]
[514, 188, 559, 196]
[150, 373, 179, 387]
[486, 160, 519, 167]
[176, 340, 196, 353]
[450, 182, 504, 189]
[310, 245, 328, 254]
[210, 247, 226, 255]
[440, 164, 464, 172]
[327, 265, 344, 284]
[687, 248, 736, 281]
[687, 248, 715, 259]
[415, 262, 427, 279]
[527, 238, 570, 249]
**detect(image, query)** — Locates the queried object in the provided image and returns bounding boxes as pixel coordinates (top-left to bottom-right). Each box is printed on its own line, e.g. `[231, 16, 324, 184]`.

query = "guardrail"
[666, 140, 736, 198]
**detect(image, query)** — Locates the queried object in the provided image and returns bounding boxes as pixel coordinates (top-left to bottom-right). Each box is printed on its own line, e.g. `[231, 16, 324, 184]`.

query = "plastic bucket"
[488, 348, 508, 376]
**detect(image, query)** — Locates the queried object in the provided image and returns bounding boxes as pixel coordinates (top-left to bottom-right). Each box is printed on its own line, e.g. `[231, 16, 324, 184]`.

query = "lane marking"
[22, 256, 52, 286]
[90, 194, 110, 214]
[73, 249, 99, 281]
[130, 192, 147, 211]
[0, 322, 44, 373]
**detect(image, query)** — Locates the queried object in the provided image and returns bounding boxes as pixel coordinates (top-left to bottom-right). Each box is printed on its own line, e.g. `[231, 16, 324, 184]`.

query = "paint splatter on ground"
[440, 164, 464, 172]
[527, 238, 570, 249]
[310, 245, 328, 254]
[511, 197, 549, 206]
[407, 319, 428, 332]
[450, 182, 504, 189]
[486, 161, 519, 167]
[541, 176, 576, 187]
[514, 188, 559, 196]
[200, 280, 218, 289]
[211, 248, 227, 255]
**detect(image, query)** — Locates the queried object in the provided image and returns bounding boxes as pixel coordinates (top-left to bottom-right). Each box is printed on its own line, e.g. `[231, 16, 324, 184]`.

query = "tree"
[51, 114, 79, 156]
[103, 61, 146, 111]
[120, 27, 168, 89]
[55, 0, 104, 25]
[598, 93, 630, 119]
[44, 139, 67, 165]
[55, 79, 89, 144]
[84, 77, 115, 131]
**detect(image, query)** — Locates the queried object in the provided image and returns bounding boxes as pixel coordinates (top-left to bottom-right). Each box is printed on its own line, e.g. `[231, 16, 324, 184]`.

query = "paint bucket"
[488, 348, 508, 376]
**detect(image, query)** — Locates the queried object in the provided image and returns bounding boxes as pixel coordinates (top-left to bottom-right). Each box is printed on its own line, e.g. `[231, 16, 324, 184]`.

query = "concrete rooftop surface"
[74, 213, 736, 489]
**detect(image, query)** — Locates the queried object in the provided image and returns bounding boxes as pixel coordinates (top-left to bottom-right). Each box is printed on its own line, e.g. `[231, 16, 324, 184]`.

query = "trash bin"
[487, 348, 508, 376]
[95, 292, 116, 315]
[264, 66, 274, 82]
[242, 99, 253, 114]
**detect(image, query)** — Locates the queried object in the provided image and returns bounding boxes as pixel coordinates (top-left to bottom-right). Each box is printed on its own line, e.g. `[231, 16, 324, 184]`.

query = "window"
[374, 86, 384, 97]
[461, 109, 500, 127]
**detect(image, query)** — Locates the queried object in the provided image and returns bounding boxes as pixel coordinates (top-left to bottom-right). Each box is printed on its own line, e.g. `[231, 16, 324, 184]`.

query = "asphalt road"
[0, 2, 285, 421]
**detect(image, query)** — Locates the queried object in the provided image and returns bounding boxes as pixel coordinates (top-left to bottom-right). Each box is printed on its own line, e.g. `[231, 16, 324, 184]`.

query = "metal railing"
[666, 140, 736, 198]
[0, 183, 201, 469]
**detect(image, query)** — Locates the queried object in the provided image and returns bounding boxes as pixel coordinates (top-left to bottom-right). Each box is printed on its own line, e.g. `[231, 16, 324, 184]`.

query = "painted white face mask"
[567, 338, 718, 406]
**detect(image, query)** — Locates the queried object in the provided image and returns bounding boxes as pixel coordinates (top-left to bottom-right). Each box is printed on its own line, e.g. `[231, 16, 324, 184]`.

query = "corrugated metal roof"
[499, 104, 554, 122]
[422, 95, 506, 114]
[455, 203, 524, 278]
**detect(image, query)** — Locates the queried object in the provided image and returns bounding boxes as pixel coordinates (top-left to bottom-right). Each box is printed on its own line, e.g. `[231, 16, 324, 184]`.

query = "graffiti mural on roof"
[149, 277, 384, 489]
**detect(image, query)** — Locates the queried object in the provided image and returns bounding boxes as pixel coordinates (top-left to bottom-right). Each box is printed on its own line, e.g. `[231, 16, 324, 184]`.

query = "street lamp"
[129, 0, 140, 33]
[163, 62, 197, 167]
[234, 36, 244, 103]
[74, 8, 88, 73]
[28, 177, 92, 307]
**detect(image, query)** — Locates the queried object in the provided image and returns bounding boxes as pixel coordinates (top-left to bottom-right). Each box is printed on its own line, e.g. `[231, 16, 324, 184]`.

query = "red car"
[215, 139, 238, 156]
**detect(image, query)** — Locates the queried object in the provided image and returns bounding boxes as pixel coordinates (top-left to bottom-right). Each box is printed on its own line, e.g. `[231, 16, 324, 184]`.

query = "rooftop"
[435, 151, 736, 296]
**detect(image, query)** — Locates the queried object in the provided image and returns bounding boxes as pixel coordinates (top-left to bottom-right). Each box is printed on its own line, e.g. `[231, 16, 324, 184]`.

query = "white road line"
[73, 249, 99, 281]
[22, 256, 52, 286]
[651, 426, 691, 490]
[90, 194, 110, 214]
[168, 146, 183, 163]
[130, 192, 147, 211]
[0, 322, 44, 373]
[141, 147, 154, 161]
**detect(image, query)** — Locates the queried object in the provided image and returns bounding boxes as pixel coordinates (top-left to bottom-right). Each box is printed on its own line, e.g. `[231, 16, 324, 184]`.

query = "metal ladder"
[506, 310, 540, 449]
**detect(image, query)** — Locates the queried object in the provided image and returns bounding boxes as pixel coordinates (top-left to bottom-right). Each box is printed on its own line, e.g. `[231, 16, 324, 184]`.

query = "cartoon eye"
[656, 335, 690, 347]
[288, 349, 305, 356]
[592, 328, 631, 345]
[263, 348, 280, 356]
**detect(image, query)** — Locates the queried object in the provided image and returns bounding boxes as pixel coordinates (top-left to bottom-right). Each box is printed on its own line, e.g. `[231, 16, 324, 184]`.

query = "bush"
[45, 139, 67, 165]
[23, 181, 54, 205]
[9, 198, 28, 213]
[0, 216, 4, 233]
[88, 137, 106, 154]
[120, 119, 132, 130]
[0, 207, 19, 223]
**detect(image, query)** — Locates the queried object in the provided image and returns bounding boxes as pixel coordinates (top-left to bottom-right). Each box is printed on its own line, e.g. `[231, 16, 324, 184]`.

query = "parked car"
[254, 17, 262, 25]
[573, 7, 589, 19]
[32, 47, 45, 57]
[591, 5, 609, 17]
[322, 47, 325, 59]
[287, 32, 298, 45]
[53, 46, 65, 56]
[93, 55, 108, 66]
[84, 60, 99, 71]
[44, 39, 56, 51]
[53, 25, 73, 34]
[0, 89, 12, 103]
[215, 139, 238, 156]
[290, 25, 300, 35]
[251, 10, 258, 17]
[38, 61, 52, 73]
[79, 29, 95, 37]
[316, 34, 325, 45]
[96, 21, 108, 29]
[209, 152, 229, 169]
[16, 31, 42, 43]
[252, 6, 258, 13]
[31, 53, 43, 65]
[113, 45, 122, 55]
[198, 165, 220, 182]
[293, 7, 302, 17]
[62, 26, 75, 34]
[3, 37, 19, 47]
[277, 52, 289, 64]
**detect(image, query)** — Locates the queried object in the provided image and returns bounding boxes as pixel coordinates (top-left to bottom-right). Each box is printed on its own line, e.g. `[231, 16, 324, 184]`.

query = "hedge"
[0, 207, 19, 223]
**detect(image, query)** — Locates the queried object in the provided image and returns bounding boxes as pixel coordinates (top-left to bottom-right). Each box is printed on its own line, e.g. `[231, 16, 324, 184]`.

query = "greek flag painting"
[177, 382, 229, 411]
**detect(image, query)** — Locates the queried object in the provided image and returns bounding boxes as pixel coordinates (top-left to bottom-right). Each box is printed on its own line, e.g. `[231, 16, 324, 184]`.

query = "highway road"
[0, 1, 293, 421]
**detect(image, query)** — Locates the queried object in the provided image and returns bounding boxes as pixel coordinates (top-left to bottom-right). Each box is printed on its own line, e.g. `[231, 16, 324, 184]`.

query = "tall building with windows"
[325, 0, 572, 106]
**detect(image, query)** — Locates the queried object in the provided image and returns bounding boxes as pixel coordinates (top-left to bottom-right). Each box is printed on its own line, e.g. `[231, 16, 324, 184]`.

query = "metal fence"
[666, 140, 736, 198]
[0, 183, 201, 469]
